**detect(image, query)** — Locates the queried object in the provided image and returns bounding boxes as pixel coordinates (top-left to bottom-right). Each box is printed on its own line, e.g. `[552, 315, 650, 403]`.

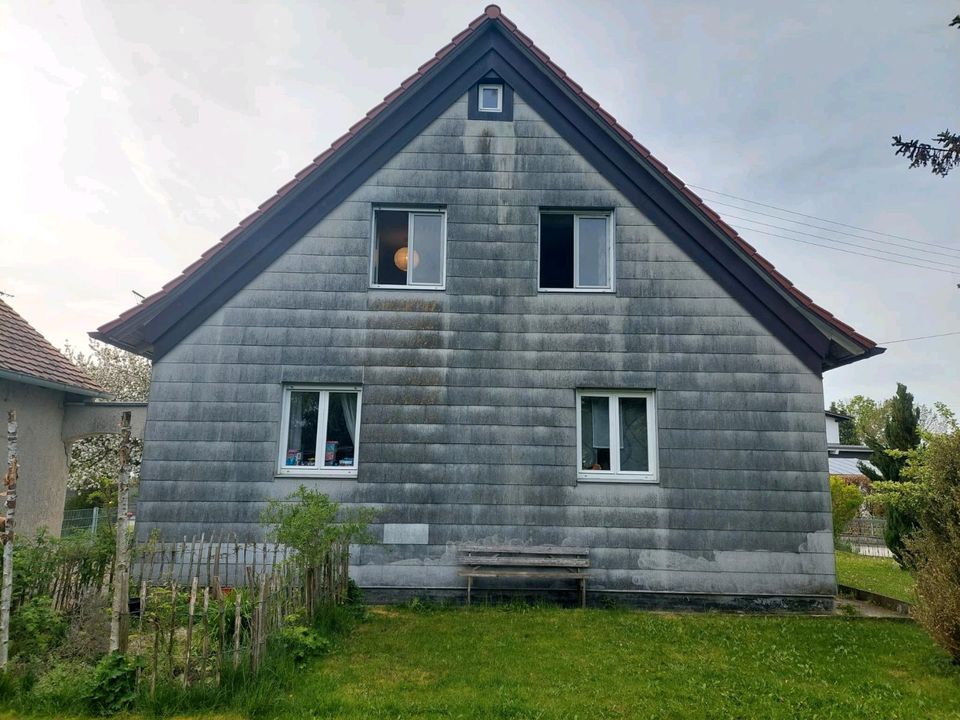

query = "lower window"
[278, 386, 361, 476]
[577, 390, 657, 482]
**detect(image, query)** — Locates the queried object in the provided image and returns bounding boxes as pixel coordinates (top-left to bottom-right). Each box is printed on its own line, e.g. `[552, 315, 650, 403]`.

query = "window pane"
[577, 216, 608, 287]
[580, 395, 610, 470]
[481, 86, 500, 110]
[539, 213, 574, 288]
[374, 210, 409, 286]
[284, 391, 319, 467]
[324, 392, 359, 468]
[410, 214, 443, 285]
[619, 397, 649, 472]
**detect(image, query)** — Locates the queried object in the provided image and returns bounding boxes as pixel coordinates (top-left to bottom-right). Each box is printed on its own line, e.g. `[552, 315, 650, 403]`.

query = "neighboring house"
[94, 6, 883, 608]
[824, 410, 875, 480]
[0, 298, 146, 536]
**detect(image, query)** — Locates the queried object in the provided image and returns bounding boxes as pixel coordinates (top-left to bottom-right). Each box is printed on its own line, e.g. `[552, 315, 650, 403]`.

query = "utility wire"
[707, 200, 960, 260]
[726, 222, 960, 275]
[723, 214, 960, 270]
[689, 184, 960, 253]
[880, 330, 960, 344]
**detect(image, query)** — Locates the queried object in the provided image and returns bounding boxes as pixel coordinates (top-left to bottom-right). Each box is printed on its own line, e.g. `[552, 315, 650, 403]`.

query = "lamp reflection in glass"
[393, 246, 421, 272]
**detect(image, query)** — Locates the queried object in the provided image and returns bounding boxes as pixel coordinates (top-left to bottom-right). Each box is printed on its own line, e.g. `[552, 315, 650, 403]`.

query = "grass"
[3, 604, 958, 720]
[835, 550, 916, 602]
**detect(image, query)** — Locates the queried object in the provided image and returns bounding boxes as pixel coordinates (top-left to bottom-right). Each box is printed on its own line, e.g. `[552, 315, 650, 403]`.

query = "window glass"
[284, 391, 319, 467]
[539, 213, 575, 288]
[373, 209, 445, 287]
[618, 396, 649, 472]
[374, 210, 408, 286]
[410, 214, 444, 285]
[580, 395, 611, 471]
[577, 216, 608, 287]
[324, 392, 358, 468]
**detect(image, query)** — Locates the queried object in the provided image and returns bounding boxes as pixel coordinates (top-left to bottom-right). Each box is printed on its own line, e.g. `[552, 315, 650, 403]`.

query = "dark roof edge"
[0, 368, 111, 399]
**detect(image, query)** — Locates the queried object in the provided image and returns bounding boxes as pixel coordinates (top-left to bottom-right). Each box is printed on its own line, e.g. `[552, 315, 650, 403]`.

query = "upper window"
[478, 84, 503, 113]
[278, 386, 361, 477]
[539, 211, 613, 291]
[371, 208, 446, 288]
[577, 390, 657, 483]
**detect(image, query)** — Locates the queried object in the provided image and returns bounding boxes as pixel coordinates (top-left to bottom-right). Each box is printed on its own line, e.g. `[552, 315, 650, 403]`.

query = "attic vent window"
[478, 84, 503, 113]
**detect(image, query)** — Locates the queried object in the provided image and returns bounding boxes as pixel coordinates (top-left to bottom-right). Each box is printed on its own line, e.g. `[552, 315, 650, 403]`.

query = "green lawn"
[4, 605, 958, 720]
[271, 606, 957, 720]
[835, 550, 916, 602]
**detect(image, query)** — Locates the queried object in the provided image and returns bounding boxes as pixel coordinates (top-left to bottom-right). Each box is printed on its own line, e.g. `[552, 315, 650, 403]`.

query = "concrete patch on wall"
[383, 523, 430, 545]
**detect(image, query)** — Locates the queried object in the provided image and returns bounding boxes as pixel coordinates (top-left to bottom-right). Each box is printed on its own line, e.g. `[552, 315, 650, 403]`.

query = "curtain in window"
[340, 392, 358, 444]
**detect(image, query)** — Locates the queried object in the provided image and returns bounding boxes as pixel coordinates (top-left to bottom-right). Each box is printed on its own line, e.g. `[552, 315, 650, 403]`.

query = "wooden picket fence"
[127, 536, 350, 691]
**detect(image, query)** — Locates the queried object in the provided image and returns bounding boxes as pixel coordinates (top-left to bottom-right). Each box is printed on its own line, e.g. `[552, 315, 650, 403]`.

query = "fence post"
[91, 505, 99, 534]
[110, 411, 133, 652]
[0, 410, 18, 670]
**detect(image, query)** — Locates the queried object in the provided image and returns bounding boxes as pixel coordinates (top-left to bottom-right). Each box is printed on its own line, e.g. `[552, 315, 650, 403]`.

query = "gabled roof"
[93, 4, 882, 373]
[0, 298, 106, 397]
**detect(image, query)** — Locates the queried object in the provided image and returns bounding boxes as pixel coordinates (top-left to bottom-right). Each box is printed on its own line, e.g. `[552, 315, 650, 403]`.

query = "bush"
[276, 614, 331, 667]
[830, 476, 861, 539]
[85, 651, 141, 715]
[906, 431, 960, 663]
[870, 480, 929, 568]
[10, 597, 67, 658]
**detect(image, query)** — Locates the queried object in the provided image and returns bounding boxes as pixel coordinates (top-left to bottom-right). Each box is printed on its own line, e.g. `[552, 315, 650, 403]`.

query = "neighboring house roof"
[92, 4, 882, 372]
[0, 298, 107, 397]
[825, 409, 853, 421]
[828, 456, 875, 476]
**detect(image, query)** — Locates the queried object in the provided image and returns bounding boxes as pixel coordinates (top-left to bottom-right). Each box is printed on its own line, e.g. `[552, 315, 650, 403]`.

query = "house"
[93, 6, 882, 609]
[824, 410, 874, 480]
[0, 298, 146, 536]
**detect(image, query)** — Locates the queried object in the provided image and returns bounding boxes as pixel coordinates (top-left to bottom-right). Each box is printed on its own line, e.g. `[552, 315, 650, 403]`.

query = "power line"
[723, 213, 960, 270]
[689, 184, 960, 253]
[707, 200, 960, 260]
[880, 330, 960, 344]
[726, 222, 960, 275]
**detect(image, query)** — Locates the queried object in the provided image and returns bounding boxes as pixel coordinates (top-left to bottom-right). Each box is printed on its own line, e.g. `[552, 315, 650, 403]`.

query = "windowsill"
[577, 473, 658, 485]
[538, 287, 616, 294]
[370, 284, 445, 291]
[276, 468, 359, 479]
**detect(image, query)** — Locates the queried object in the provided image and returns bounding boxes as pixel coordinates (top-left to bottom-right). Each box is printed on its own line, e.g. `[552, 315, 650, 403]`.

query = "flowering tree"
[62, 341, 151, 506]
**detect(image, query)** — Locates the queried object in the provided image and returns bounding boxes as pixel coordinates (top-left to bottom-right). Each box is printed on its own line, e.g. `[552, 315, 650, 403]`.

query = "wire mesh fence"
[61, 507, 118, 536]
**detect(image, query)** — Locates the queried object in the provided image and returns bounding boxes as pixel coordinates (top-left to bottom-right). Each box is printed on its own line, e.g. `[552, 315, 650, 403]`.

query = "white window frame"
[478, 84, 503, 113]
[538, 210, 615, 293]
[277, 385, 362, 478]
[576, 389, 658, 484]
[370, 207, 447, 290]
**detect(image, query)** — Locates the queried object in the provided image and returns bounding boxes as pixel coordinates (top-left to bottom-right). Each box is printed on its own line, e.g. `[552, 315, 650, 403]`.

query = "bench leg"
[467, 575, 472, 606]
[580, 578, 586, 609]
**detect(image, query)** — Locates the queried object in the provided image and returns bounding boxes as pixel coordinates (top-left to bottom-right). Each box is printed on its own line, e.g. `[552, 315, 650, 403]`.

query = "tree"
[828, 401, 860, 444]
[890, 16, 959, 176]
[61, 341, 151, 507]
[830, 395, 890, 446]
[858, 383, 921, 484]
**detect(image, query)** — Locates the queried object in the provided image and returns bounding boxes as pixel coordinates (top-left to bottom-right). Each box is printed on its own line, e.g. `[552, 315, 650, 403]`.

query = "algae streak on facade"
[94, 5, 882, 610]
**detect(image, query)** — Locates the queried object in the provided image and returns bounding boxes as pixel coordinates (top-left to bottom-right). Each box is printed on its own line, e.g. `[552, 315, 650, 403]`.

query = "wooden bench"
[457, 545, 590, 608]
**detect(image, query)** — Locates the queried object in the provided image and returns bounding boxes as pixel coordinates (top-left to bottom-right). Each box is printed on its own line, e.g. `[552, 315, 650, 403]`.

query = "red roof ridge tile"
[97, 6, 876, 351]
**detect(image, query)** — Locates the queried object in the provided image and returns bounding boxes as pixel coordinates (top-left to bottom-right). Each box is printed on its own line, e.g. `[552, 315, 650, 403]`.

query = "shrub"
[276, 614, 331, 667]
[10, 597, 67, 658]
[906, 431, 960, 663]
[870, 479, 930, 568]
[85, 651, 142, 715]
[830, 476, 861, 539]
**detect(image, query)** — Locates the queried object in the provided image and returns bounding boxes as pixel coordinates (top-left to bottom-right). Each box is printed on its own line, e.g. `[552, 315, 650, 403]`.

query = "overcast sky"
[2, 0, 958, 411]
